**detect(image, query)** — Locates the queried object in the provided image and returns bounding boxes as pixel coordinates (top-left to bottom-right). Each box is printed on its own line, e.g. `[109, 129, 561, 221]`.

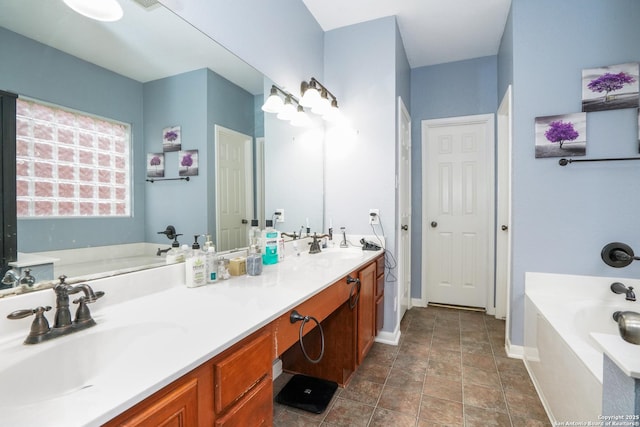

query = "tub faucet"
[611, 282, 636, 301]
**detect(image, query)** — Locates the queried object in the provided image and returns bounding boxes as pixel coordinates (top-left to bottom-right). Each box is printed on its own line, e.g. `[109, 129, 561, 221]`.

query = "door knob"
[401, 224, 408, 231]
[501, 225, 508, 231]
[430, 221, 437, 228]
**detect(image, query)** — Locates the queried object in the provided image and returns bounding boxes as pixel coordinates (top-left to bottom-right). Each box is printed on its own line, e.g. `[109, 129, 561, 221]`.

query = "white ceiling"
[303, 0, 512, 68]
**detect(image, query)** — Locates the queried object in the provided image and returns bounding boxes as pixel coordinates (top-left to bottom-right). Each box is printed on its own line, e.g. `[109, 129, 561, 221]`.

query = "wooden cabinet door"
[357, 262, 376, 364]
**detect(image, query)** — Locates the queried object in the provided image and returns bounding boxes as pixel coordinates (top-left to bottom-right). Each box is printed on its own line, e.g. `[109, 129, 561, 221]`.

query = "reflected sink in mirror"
[0, 321, 185, 407]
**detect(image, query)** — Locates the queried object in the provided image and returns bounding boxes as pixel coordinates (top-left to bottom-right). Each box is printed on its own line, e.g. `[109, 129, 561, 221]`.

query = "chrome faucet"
[7, 275, 104, 344]
[611, 282, 636, 301]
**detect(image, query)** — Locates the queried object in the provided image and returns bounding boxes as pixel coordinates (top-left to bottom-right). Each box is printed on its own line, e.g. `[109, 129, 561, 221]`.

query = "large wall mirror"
[0, 0, 324, 297]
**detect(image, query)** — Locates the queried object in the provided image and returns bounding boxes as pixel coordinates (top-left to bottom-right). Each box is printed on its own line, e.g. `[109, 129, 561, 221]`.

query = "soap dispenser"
[185, 235, 206, 288]
[165, 237, 185, 264]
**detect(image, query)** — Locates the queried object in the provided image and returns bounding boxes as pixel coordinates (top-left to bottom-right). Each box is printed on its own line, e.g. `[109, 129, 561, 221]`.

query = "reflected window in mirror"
[16, 98, 131, 218]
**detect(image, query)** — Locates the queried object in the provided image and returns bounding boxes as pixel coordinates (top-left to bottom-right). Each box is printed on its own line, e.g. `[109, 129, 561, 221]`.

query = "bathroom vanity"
[0, 244, 384, 426]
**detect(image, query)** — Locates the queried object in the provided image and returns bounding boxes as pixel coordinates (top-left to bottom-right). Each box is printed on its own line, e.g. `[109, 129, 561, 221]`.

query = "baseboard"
[505, 338, 524, 359]
[411, 298, 427, 308]
[375, 327, 401, 346]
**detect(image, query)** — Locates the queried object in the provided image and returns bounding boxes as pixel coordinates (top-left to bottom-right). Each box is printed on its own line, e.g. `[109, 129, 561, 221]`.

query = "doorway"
[215, 125, 254, 252]
[421, 114, 495, 310]
[397, 97, 412, 323]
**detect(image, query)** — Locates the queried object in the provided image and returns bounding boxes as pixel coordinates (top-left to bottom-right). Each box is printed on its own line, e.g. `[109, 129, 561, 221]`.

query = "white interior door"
[397, 97, 412, 322]
[496, 86, 512, 320]
[422, 114, 494, 309]
[215, 125, 253, 251]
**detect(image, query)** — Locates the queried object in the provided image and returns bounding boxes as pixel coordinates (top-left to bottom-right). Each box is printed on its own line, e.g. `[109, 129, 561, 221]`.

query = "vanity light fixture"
[301, 78, 343, 123]
[63, 0, 124, 22]
[261, 84, 311, 126]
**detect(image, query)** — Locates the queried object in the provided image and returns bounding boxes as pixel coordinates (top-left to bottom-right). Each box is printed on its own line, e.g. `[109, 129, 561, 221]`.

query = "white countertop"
[0, 245, 383, 427]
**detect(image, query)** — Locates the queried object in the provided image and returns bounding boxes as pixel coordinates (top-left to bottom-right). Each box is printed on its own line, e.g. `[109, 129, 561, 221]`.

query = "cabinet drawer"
[214, 330, 272, 414]
[214, 377, 272, 427]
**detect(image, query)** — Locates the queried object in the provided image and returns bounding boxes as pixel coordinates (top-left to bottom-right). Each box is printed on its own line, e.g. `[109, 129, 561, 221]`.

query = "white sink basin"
[316, 247, 367, 260]
[0, 321, 186, 407]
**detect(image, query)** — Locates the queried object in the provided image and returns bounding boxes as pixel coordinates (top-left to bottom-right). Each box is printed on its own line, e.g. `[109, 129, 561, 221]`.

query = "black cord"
[370, 213, 398, 283]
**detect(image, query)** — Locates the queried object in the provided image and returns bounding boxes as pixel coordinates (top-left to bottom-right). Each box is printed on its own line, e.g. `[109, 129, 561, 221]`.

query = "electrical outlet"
[275, 209, 285, 222]
[369, 208, 380, 225]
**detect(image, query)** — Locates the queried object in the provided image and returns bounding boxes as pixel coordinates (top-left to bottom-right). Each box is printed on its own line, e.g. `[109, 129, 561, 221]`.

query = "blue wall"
[324, 16, 404, 334]
[409, 56, 499, 298]
[144, 68, 255, 245]
[506, 0, 640, 345]
[0, 27, 146, 252]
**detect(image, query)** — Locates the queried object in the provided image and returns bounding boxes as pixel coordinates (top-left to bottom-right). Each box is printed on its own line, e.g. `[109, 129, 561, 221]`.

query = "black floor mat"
[275, 374, 338, 414]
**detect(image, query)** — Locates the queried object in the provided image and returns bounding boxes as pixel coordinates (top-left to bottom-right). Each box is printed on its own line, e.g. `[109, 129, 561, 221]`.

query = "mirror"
[0, 0, 324, 297]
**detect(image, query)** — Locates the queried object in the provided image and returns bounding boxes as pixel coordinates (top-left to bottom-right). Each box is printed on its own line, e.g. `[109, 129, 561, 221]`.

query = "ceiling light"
[261, 86, 284, 113]
[63, 0, 124, 22]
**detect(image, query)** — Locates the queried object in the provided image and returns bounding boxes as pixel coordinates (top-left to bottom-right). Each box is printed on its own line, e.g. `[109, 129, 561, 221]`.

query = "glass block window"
[16, 98, 131, 218]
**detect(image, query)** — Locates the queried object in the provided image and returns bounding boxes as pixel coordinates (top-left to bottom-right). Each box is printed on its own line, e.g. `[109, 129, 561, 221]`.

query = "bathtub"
[524, 272, 640, 424]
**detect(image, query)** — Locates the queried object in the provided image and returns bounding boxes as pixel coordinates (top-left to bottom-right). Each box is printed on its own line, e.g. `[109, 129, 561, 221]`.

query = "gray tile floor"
[273, 305, 551, 426]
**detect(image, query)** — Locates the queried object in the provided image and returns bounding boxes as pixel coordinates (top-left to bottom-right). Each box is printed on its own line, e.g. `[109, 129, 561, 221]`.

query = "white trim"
[255, 137, 265, 226]
[420, 113, 495, 311]
[396, 96, 412, 328]
[411, 297, 427, 308]
[496, 85, 513, 328]
[505, 338, 524, 359]
[375, 327, 401, 346]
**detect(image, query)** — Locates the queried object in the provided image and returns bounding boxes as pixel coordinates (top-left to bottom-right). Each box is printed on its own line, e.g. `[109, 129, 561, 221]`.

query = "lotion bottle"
[185, 235, 206, 288]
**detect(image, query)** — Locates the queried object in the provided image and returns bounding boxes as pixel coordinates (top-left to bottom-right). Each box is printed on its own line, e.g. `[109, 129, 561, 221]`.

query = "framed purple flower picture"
[535, 113, 587, 158]
[582, 62, 639, 112]
[146, 153, 164, 178]
[179, 149, 198, 177]
[162, 125, 181, 152]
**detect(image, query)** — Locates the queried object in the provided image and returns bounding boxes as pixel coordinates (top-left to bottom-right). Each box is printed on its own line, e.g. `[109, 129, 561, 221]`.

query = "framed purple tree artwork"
[582, 62, 639, 112]
[162, 125, 182, 152]
[146, 153, 164, 178]
[535, 113, 587, 158]
[179, 149, 199, 177]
